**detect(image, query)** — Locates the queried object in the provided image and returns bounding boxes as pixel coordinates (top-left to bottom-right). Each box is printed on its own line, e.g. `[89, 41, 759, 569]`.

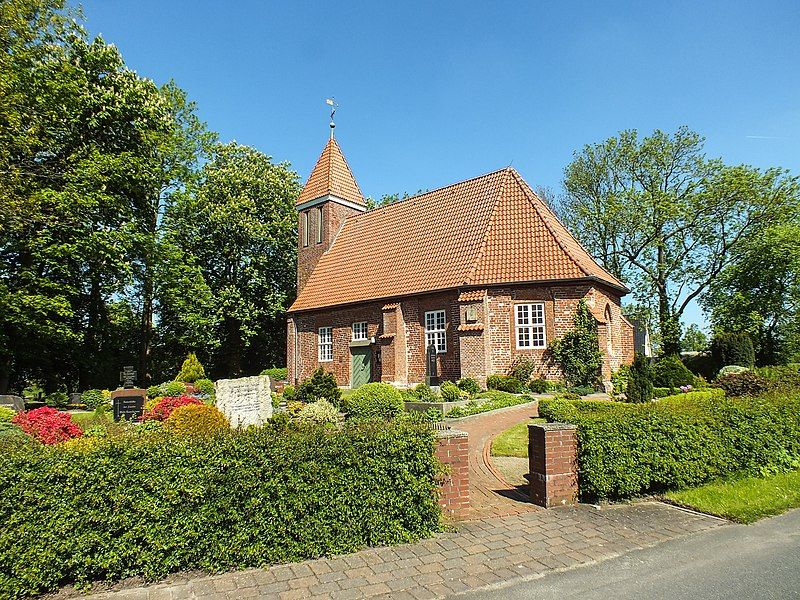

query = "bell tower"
[295, 120, 366, 294]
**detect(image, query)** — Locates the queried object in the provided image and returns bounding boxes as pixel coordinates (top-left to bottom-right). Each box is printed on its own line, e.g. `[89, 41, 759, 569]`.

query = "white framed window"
[515, 303, 546, 349]
[318, 327, 333, 362]
[316, 207, 323, 244]
[302, 211, 309, 247]
[352, 321, 368, 341]
[424, 310, 447, 353]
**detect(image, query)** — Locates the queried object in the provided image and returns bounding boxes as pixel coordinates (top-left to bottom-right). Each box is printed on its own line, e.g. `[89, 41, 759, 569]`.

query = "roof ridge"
[464, 168, 513, 285]
[511, 170, 624, 288]
[347, 166, 511, 222]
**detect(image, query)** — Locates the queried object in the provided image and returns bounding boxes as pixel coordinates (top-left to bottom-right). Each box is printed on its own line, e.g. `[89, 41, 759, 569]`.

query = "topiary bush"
[297, 399, 339, 425]
[650, 354, 695, 389]
[142, 396, 202, 422]
[711, 332, 755, 371]
[295, 368, 341, 407]
[343, 383, 404, 420]
[0, 420, 441, 598]
[440, 381, 468, 402]
[175, 353, 205, 383]
[715, 371, 770, 397]
[260, 367, 288, 381]
[486, 374, 523, 393]
[165, 404, 228, 437]
[456, 378, 481, 396]
[537, 389, 800, 500]
[626, 352, 654, 403]
[11, 407, 83, 445]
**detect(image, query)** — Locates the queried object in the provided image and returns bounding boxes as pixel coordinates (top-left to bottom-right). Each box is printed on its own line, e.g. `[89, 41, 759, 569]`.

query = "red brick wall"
[401, 292, 462, 383]
[297, 201, 363, 294]
[527, 423, 578, 508]
[435, 430, 470, 516]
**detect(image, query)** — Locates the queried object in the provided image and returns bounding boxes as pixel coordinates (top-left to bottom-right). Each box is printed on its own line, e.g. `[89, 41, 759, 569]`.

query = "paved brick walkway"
[82, 502, 723, 600]
[447, 401, 540, 520]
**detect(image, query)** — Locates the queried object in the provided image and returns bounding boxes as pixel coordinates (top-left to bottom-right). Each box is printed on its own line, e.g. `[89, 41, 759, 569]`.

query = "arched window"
[605, 305, 613, 356]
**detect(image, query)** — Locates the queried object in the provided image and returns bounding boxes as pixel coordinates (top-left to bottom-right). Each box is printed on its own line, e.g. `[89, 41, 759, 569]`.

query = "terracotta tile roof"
[289, 167, 626, 312]
[382, 303, 400, 310]
[458, 290, 487, 302]
[296, 137, 365, 206]
[457, 323, 485, 332]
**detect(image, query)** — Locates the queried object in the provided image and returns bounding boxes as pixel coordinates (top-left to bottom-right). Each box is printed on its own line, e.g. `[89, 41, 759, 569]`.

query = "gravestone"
[425, 342, 440, 387]
[0, 395, 24, 413]
[111, 391, 145, 422]
[216, 375, 272, 428]
[111, 365, 145, 421]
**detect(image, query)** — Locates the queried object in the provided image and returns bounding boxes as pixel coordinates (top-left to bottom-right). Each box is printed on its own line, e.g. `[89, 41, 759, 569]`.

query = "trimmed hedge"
[0, 421, 440, 598]
[538, 389, 797, 500]
[343, 383, 404, 420]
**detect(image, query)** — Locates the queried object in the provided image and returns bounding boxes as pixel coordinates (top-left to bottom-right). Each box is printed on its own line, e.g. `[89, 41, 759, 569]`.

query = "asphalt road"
[460, 508, 800, 600]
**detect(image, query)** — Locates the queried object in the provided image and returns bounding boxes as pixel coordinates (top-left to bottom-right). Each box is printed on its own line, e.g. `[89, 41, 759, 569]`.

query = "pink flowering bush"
[141, 395, 202, 422]
[12, 407, 83, 444]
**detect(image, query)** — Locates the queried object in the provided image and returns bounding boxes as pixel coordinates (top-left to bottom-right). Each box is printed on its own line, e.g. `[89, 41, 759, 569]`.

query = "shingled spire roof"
[296, 137, 365, 206]
[289, 167, 627, 312]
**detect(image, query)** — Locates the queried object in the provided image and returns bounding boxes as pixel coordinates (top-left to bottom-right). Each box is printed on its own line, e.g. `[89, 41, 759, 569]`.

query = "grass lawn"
[491, 418, 546, 458]
[664, 469, 800, 524]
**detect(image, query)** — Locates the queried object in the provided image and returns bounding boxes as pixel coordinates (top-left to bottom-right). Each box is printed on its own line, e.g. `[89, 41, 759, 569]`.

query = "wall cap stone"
[436, 428, 469, 439]
[529, 422, 577, 431]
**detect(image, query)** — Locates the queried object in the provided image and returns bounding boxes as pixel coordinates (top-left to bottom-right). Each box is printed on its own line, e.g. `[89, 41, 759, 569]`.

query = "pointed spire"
[296, 137, 365, 206]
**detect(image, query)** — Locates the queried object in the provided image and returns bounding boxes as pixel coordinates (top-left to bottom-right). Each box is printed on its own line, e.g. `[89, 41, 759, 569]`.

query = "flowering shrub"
[141, 395, 201, 422]
[680, 384, 693, 393]
[165, 404, 228, 437]
[12, 407, 83, 444]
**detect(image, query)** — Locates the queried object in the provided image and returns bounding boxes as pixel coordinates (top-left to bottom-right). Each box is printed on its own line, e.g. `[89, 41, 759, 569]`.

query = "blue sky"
[75, 1, 800, 327]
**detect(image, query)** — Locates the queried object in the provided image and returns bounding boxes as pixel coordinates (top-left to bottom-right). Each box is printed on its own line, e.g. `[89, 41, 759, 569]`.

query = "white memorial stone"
[215, 375, 273, 428]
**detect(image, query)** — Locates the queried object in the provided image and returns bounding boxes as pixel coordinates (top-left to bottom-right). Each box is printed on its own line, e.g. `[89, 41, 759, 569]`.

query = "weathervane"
[326, 97, 338, 138]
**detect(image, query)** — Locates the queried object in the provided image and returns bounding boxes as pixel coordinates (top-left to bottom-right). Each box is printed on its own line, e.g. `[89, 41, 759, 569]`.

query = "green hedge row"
[0, 421, 441, 598]
[538, 390, 800, 501]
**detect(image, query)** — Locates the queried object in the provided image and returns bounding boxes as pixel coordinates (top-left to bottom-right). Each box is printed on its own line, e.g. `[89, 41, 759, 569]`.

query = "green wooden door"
[351, 347, 372, 388]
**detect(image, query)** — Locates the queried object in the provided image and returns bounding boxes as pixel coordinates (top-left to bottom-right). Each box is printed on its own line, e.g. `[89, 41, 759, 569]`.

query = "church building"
[286, 133, 634, 390]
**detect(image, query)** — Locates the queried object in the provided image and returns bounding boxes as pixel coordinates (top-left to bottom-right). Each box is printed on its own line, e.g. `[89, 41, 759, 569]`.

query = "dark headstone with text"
[425, 342, 440, 387]
[111, 388, 146, 422]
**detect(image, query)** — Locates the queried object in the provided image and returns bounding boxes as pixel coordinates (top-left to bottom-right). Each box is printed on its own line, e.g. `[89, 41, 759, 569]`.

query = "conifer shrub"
[0, 421, 441, 597]
[715, 371, 770, 397]
[194, 378, 215, 399]
[0, 407, 16, 423]
[650, 354, 695, 389]
[80, 389, 108, 410]
[548, 300, 603, 388]
[626, 352, 654, 403]
[165, 404, 228, 437]
[344, 383, 404, 420]
[295, 368, 341, 407]
[175, 353, 205, 383]
[162, 381, 187, 397]
[711, 332, 755, 371]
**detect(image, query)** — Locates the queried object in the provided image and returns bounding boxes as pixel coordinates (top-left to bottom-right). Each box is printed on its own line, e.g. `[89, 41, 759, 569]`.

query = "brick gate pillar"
[435, 429, 470, 516]
[527, 422, 578, 507]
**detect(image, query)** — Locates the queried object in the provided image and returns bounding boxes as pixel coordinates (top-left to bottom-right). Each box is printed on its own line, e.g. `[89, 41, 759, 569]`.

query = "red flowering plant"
[141, 395, 202, 422]
[12, 407, 83, 444]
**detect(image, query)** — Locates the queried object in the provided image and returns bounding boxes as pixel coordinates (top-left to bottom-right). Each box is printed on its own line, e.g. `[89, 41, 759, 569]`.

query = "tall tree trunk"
[80, 275, 102, 390]
[0, 354, 11, 395]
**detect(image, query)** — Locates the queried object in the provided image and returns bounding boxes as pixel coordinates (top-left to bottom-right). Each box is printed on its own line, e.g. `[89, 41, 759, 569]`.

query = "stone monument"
[216, 375, 272, 428]
[425, 342, 440, 387]
[0, 395, 24, 413]
[111, 365, 146, 422]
